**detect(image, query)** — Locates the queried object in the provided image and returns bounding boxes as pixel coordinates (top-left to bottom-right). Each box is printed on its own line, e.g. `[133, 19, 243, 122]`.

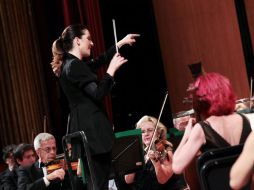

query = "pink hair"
[192, 73, 236, 117]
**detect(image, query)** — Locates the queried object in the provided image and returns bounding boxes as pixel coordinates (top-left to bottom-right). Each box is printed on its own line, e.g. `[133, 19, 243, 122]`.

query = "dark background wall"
[99, 0, 170, 131]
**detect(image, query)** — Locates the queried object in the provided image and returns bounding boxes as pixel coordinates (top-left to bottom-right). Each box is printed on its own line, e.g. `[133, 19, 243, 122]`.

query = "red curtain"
[59, 0, 113, 121]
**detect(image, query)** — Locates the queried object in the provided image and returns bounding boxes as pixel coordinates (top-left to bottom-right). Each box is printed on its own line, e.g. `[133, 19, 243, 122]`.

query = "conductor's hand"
[117, 34, 140, 48]
[107, 53, 128, 76]
[46, 168, 65, 181]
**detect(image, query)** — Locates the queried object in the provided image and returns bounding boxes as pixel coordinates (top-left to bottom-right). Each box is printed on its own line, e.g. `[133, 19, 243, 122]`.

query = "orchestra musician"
[17, 133, 69, 190]
[172, 72, 252, 190]
[50, 24, 140, 189]
[0, 144, 17, 189]
[125, 115, 187, 190]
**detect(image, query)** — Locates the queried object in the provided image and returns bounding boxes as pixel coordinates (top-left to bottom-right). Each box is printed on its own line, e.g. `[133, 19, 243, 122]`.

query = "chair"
[197, 144, 243, 174]
[197, 144, 251, 190]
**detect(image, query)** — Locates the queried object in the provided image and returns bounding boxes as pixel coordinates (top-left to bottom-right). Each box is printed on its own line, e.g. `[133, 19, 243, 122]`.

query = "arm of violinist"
[230, 131, 254, 190]
[150, 150, 174, 184]
[46, 168, 65, 181]
[172, 120, 205, 174]
[124, 173, 136, 184]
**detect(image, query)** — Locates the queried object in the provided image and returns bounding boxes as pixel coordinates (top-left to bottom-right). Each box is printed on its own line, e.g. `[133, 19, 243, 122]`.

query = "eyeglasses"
[40, 147, 57, 153]
[141, 128, 155, 134]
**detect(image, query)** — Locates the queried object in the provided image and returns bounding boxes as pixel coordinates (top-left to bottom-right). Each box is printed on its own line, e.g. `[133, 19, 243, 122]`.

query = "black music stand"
[62, 131, 98, 190]
[110, 129, 145, 179]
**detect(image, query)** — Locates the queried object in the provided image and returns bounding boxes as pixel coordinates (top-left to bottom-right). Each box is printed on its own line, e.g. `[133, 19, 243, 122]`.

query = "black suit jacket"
[60, 46, 117, 155]
[0, 168, 11, 190]
[17, 162, 65, 190]
[1, 168, 18, 190]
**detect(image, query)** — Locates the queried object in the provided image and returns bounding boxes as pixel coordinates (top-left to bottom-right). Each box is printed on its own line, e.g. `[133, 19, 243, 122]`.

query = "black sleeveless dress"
[132, 160, 186, 190]
[185, 113, 252, 190]
[200, 113, 251, 152]
[131, 143, 186, 190]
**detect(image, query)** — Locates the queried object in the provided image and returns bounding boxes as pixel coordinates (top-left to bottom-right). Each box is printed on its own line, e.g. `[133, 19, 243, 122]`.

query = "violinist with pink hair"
[172, 72, 252, 190]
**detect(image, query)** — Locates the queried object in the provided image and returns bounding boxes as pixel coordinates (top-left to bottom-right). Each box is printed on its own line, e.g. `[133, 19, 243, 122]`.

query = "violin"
[45, 155, 78, 174]
[150, 139, 172, 162]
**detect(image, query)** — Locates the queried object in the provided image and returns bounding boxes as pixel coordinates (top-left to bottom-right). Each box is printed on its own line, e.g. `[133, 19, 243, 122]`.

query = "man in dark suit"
[2, 143, 36, 190]
[0, 144, 17, 190]
[17, 133, 66, 190]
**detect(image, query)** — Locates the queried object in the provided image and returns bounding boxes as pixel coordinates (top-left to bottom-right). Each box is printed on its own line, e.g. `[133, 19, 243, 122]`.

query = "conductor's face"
[79, 29, 94, 58]
[37, 138, 57, 163]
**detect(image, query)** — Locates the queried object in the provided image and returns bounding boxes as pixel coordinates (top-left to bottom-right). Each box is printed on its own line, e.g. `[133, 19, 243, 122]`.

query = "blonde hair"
[136, 115, 167, 140]
[50, 39, 64, 77]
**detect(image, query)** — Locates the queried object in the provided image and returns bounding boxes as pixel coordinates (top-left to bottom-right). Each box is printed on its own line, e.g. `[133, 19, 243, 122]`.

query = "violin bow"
[147, 92, 168, 153]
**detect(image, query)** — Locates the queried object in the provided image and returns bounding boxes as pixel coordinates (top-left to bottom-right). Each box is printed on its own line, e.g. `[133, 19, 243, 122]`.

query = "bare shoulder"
[191, 123, 206, 141]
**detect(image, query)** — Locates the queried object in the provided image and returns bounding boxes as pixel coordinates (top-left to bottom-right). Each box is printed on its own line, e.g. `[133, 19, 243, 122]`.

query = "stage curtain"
[0, 0, 49, 146]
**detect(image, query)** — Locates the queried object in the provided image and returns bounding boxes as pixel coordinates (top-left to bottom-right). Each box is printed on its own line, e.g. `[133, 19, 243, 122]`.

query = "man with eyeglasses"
[17, 133, 68, 190]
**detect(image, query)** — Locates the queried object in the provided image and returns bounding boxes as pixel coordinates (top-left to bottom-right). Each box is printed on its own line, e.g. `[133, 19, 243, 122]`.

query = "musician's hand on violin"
[174, 116, 196, 131]
[174, 115, 191, 131]
[147, 150, 160, 163]
[46, 168, 65, 181]
[184, 117, 195, 135]
[117, 34, 140, 48]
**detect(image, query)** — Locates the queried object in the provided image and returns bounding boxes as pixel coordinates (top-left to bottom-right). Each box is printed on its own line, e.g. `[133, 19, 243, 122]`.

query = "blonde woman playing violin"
[125, 115, 187, 190]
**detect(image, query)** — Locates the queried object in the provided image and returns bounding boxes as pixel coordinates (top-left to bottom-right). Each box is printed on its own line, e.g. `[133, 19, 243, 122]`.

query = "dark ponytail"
[50, 24, 87, 77]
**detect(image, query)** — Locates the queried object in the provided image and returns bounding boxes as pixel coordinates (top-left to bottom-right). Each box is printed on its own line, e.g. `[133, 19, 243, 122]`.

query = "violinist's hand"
[117, 34, 140, 48]
[107, 53, 128, 76]
[184, 117, 195, 136]
[147, 150, 160, 163]
[46, 168, 65, 181]
[174, 116, 196, 131]
[174, 116, 191, 131]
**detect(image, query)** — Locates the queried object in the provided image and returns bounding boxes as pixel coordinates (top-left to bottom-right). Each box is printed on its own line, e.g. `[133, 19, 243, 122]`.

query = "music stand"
[110, 129, 145, 179]
[62, 131, 98, 190]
